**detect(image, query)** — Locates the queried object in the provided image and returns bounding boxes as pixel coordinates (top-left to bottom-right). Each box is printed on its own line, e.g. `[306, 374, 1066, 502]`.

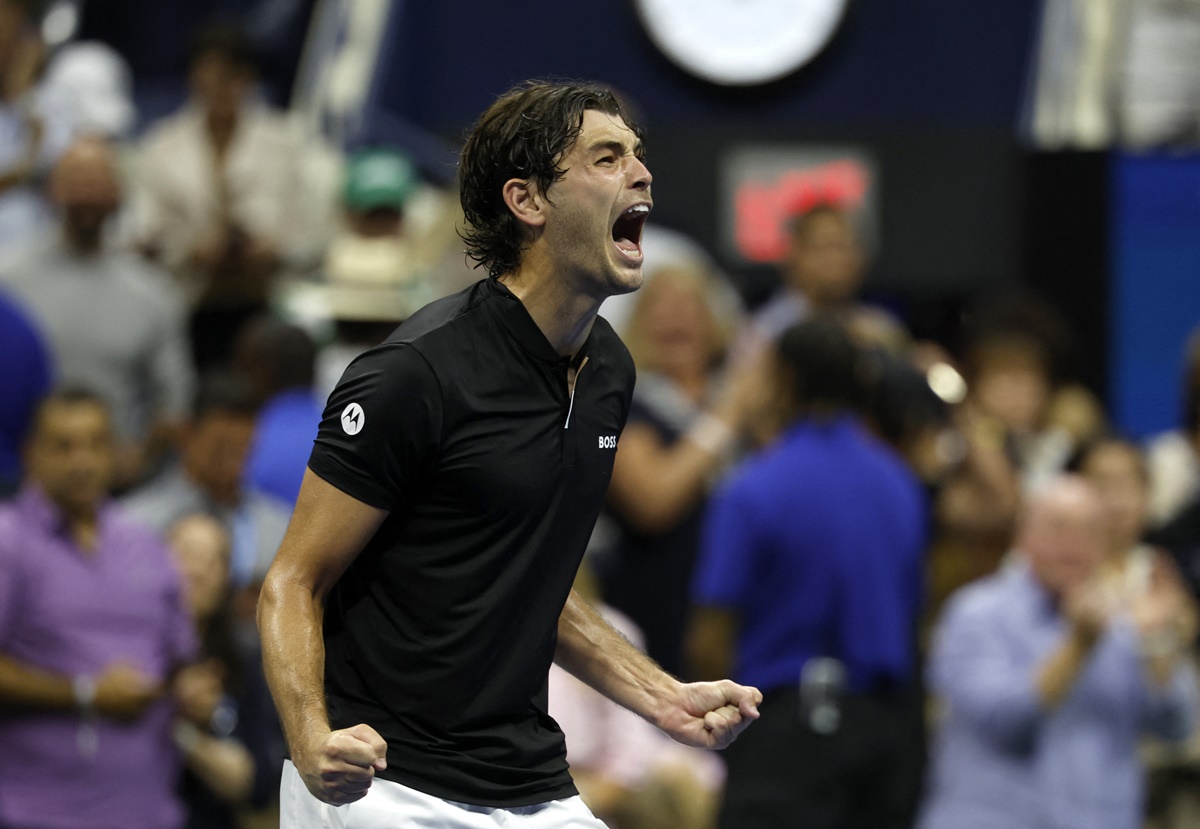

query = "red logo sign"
[733, 158, 871, 262]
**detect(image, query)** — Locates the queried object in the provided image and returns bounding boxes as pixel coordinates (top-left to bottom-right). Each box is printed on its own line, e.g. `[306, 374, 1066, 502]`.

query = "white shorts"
[280, 759, 608, 829]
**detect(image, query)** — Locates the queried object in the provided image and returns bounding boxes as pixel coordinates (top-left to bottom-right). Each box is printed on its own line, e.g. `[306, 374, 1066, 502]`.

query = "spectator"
[689, 317, 928, 829]
[1146, 328, 1200, 528]
[0, 287, 50, 495]
[0, 388, 196, 829]
[0, 136, 194, 490]
[961, 296, 1107, 495]
[234, 315, 322, 506]
[918, 476, 1199, 829]
[1069, 436, 1200, 828]
[306, 147, 435, 399]
[122, 373, 289, 599]
[734, 204, 908, 365]
[167, 513, 283, 829]
[0, 0, 70, 252]
[132, 20, 336, 370]
[598, 261, 751, 676]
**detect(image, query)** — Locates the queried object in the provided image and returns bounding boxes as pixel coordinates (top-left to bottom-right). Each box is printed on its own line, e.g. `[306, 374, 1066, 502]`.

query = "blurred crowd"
[3, 4, 1200, 829]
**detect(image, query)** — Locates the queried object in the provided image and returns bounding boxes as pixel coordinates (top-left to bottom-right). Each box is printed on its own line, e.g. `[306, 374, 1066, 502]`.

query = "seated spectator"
[689, 318, 928, 829]
[0, 137, 194, 490]
[0, 288, 51, 495]
[122, 373, 290, 601]
[234, 316, 323, 506]
[131, 21, 336, 371]
[918, 476, 1199, 829]
[598, 261, 752, 677]
[0, 388, 196, 829]
[167, 514, 283, 829]
[1146, 328, 1200, 528]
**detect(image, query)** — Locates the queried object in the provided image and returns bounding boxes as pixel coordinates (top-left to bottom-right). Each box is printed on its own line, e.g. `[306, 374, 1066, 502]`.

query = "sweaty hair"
[458, 80, 643, 279]
[777, 316, 863, 413]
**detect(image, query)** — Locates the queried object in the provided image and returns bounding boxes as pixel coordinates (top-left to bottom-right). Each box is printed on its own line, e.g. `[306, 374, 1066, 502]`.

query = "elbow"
[615, 498, 688, 536]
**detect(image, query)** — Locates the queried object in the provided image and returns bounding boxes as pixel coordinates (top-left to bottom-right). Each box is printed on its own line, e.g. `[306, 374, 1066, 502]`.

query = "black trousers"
[718, 685, 925, 829]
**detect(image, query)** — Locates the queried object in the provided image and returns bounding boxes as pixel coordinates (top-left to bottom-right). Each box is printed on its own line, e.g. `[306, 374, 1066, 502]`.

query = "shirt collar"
[15, 485, 113, 544]
[484, 278, 592, 366]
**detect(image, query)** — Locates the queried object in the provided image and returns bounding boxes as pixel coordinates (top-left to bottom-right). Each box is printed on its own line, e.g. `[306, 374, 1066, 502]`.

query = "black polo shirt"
[307, 277, 636, 807]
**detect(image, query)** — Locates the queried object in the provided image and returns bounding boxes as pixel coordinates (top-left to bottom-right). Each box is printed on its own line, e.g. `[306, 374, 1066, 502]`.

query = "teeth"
[623, 205, 650, 217]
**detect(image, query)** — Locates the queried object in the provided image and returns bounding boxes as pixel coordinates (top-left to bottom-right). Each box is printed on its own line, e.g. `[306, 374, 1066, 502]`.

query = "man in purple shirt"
[918, 476, 1198, 829]
[0, 388, 196, 829]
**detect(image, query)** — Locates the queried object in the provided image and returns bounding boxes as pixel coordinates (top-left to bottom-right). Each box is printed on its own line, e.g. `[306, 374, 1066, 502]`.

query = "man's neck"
[498, 263, 605, 358]
[59, 503, 101, 553]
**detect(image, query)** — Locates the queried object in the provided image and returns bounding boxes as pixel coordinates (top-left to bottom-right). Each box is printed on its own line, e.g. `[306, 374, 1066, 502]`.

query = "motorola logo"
[341, 403, 365, 436]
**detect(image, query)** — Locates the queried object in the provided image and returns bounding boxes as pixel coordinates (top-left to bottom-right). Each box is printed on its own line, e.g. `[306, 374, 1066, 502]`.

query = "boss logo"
[598, 435, 618, 449]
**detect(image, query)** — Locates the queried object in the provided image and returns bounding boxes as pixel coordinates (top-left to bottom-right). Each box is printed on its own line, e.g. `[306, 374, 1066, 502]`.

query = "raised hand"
[296, 723, 389, 806]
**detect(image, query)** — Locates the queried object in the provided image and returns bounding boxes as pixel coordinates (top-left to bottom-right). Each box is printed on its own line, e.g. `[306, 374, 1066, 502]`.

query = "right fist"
[94, 663, 162, 722]
[297, 724, 388, 806]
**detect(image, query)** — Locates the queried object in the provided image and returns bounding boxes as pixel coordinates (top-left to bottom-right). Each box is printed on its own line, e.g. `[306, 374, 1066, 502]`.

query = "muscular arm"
[256, 468, 390, 806]
[555, 589, 761, 750]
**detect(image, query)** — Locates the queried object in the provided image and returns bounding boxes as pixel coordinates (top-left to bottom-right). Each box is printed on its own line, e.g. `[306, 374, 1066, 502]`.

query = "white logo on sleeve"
[341, 403, 365, 436]
[598, 435, 618, 449]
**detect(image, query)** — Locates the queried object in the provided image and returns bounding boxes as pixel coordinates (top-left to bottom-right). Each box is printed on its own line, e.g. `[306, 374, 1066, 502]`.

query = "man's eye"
[597, 156, 615, 165]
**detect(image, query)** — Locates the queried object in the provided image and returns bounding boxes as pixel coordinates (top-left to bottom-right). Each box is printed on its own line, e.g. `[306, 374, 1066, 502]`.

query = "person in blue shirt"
[0, 290, 52, 495]
[234, 316, 324, 506]
[690, 316, 928, 829]
[917, 476, 1198, 829]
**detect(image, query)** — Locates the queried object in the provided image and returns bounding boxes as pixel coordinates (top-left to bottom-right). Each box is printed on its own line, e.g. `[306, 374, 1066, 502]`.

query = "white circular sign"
[636, 0, 848, 87]
[341, 402, 365, 436]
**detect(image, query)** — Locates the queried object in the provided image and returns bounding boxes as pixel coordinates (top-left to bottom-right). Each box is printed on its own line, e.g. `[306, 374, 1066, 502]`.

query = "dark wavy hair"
[458, 80, 643, 279]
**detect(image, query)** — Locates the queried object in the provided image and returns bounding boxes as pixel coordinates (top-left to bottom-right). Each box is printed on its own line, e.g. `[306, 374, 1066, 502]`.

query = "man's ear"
[502, 178, 547, 230]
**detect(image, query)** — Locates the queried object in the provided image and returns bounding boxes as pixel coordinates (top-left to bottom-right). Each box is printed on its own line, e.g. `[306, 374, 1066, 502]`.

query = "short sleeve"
[307, 343, 443, 510]
[692, 476, 759, 610]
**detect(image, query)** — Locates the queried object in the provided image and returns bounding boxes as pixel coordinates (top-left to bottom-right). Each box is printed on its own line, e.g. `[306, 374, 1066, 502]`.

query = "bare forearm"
[257, 574, 332, 758]
[177, 724, 255, 803]
[1035, 632, 1095, 708]
[554, 589, 679, 728]
[609, 423, 731, 535]
[0, 653, 75, 713]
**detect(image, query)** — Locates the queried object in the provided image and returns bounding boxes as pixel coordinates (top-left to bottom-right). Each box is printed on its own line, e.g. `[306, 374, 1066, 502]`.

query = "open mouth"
[612, 204, 651, 261]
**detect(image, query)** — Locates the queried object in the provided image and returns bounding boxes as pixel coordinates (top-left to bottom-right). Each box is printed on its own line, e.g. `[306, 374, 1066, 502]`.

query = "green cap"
[343, 149, 419, 211]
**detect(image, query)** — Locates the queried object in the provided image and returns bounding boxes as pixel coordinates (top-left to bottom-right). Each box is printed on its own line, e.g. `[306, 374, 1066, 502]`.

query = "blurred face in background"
[628, 267, 723, 382]
[1078, 441, 1149, 557]
[182, 410, 255, 507]
[190, 53, 252, 122]
[26, 399, 114, 517]
[169, 514, 231, 622]
[970, 342, 1052, 435]
[51, 139, 122, 252]
[1021, 478, 1107, 597]
[784, 210, 865, 308]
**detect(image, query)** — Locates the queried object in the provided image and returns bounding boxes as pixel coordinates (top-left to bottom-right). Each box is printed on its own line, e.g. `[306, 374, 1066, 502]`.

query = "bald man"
[0, 136, 193, 488]
[918, 477, 1199, 829]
